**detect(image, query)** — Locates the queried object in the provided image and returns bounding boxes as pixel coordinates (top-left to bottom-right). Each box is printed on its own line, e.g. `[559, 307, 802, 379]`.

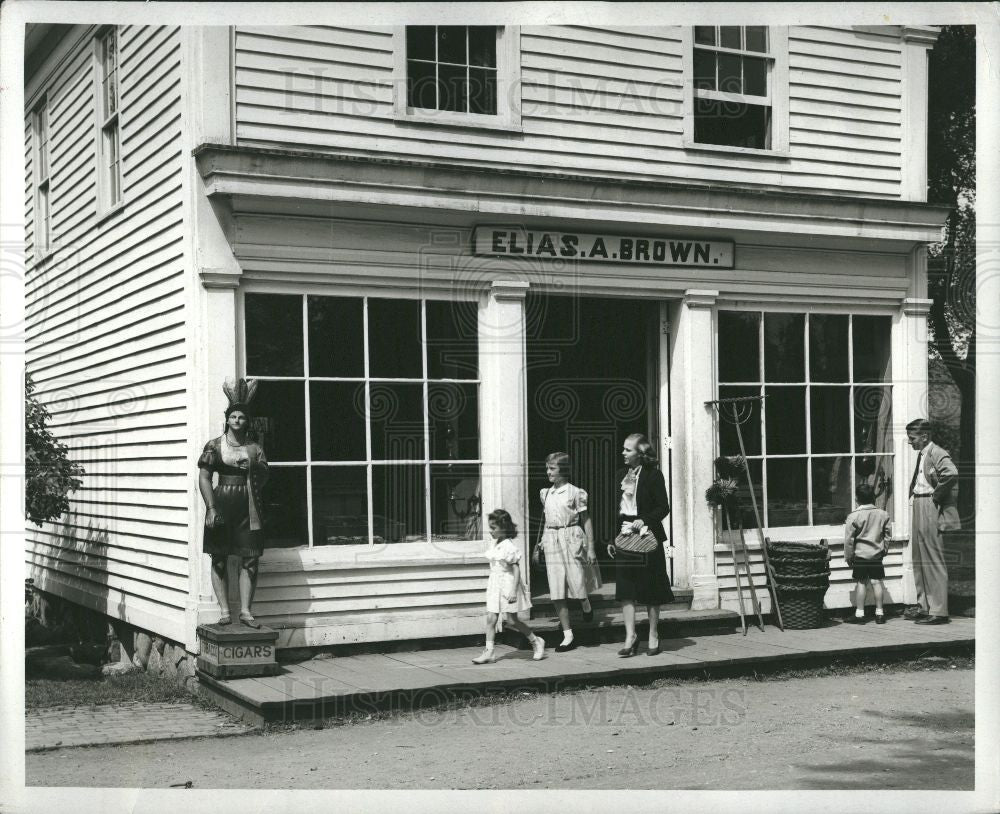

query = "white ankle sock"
[875, 608, 884, 616]
[855, 609, 865, 618]
[561, 630, 574, 646]
[527, 634, 538, 643]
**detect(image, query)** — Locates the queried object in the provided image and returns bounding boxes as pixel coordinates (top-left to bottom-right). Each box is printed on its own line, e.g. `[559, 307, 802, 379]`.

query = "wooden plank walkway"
[196, 616, 974, 726]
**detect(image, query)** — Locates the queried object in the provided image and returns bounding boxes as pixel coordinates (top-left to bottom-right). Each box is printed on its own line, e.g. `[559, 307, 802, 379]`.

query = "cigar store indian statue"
[197, 378, 269, 628]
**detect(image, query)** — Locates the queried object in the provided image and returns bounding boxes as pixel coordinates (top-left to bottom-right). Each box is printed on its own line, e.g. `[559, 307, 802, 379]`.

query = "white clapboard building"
[25, 23, 948, 653]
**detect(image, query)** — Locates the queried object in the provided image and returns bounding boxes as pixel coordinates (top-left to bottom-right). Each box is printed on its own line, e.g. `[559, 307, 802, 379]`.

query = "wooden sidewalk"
[197, 615, 974, 726]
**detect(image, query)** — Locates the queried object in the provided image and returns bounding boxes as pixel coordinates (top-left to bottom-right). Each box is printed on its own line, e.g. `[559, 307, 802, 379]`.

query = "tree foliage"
[926, 24, 975, 524]
[26, 373, 84, 526]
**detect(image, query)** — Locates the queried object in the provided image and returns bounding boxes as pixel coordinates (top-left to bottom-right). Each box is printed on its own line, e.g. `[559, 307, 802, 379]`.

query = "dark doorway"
[525, 295, 661, 591]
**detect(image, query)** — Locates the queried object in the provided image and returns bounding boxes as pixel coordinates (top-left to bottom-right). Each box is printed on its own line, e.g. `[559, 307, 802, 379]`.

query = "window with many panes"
[692, 26, 774, 150]
[405, 26, 499, 115]
[717, 311, 893, 528]
[97, 27, 122, 212]
[32, 97, 51, 256]
[244, 294, 481, 549]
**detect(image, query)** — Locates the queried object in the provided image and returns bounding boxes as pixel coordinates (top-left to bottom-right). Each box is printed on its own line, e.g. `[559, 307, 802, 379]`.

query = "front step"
[505, 587, 739, 647]
[529, 585, 693, 619]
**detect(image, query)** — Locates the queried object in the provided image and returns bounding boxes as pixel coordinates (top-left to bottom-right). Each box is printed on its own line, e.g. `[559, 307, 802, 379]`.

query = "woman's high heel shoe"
[617, 635, 640, 658]
[646, 639, 661, 656]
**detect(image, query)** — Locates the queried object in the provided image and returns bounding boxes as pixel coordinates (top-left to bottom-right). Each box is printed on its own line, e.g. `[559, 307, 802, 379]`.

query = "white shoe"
[531, 637, 546, 661]
[472, 648, 496, 664]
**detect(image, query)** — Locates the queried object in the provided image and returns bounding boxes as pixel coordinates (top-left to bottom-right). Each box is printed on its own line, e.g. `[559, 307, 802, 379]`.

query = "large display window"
[717, 310, 893, 528]
[243, 293, 481, 548]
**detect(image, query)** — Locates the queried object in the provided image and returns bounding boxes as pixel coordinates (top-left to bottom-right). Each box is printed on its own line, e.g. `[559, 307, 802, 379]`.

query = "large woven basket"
[769, 556, 831, 577]
[776, 584, 828, 629]
[768, 540, 829, 559]
[772, 570, 830, 588]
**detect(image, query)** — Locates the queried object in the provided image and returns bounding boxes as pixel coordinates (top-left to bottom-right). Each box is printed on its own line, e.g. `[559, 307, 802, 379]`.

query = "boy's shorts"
[852, 561, 885, 580]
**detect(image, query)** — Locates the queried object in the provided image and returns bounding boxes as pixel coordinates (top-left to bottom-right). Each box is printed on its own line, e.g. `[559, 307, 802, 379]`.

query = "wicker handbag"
[613, 529, 658, 554]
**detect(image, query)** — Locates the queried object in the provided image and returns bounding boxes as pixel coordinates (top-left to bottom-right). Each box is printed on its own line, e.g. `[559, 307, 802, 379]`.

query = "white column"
[478, 281, 529, 572]
[180, 26, 238, 647]
[670, 290, 720, 610]
[894, 292, 931, 606]
[899, 27, 939, 201]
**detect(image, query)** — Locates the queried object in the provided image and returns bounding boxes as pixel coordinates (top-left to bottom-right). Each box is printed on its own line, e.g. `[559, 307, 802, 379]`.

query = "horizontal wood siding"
[233, 24, 902, 198]
[251, 561, 488, 647]
[25, 25, 189, 645]
[716, 537, 906, 614]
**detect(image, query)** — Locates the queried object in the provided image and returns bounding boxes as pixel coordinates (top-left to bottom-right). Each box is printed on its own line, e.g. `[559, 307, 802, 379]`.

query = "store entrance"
[525, 294, 663, 595]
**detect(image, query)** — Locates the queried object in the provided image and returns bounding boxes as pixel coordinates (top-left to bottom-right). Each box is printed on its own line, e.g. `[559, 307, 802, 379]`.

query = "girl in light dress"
[531, 452, 601, 652]
[472, 509, 546, 664]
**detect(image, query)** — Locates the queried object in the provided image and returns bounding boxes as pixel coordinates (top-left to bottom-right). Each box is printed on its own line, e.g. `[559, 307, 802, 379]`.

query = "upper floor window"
[693, 26, 772, 149]
[393, 26, 521, 131]
[407, 26, 497, 115]
[32, 97, 51, 257]
[685, 26, 788, 154]
[96, 27, 122, 213]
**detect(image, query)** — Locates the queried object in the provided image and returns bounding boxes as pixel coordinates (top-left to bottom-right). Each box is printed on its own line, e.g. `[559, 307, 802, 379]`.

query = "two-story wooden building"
[25, 23, 948, 655]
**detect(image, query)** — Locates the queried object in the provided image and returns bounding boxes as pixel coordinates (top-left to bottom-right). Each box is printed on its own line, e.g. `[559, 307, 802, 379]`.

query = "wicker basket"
[775, 584, 828, 629]
[772, 570, 830, 588]
[768, 540, 829, 559]
[769, 556, 831, 576]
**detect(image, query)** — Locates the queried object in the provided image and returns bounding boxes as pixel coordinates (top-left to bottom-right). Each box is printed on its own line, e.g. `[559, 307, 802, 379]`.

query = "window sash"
[96, 28, 122, 210]
[691, 26, 776, 150]
[695, 87, 773, 106]
[33, 101, 51, 253]
[405, 25, 498, 115]
[243, 293, 482, 547]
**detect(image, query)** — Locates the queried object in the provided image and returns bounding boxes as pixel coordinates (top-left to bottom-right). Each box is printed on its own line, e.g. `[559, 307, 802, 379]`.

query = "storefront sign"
[473, 227, 734, 268]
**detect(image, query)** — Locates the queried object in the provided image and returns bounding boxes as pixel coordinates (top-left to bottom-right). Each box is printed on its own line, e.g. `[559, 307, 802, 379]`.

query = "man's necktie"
[909, 449, 924, 496]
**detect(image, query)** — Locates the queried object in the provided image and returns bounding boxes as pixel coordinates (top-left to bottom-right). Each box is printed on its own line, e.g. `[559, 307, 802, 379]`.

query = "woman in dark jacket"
[608, 432, 673, 656]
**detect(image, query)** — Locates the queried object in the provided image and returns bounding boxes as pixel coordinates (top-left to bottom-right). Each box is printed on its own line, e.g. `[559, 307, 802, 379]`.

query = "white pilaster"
[894, 292, 931, 605]
[181, 26, 239, 644]
[478, 281, 530, 573]
[670, 290, 720, 610]
[900, 27, 940, 202]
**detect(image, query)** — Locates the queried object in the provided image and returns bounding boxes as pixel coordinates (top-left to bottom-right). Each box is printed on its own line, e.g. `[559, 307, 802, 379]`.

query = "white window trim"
[681, 26, 789, 157]
[32, 96, 52, 262]
[93, 26, 124, 220]
[391, 26, 522, 132]
[237, 289, 485, 563]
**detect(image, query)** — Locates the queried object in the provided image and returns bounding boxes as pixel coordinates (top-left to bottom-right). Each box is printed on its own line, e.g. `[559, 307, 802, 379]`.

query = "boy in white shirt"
[844, 483, 892, 625]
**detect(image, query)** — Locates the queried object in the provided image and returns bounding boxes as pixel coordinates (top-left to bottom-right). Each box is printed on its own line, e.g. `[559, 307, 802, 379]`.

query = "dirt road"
[27, 664, 973, 790]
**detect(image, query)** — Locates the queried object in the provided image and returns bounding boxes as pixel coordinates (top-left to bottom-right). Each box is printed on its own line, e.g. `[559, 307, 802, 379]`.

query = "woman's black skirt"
[614, 514, 674, 605]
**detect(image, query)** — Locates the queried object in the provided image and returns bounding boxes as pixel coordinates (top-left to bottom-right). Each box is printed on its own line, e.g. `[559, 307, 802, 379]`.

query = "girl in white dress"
[472, 509, 546, 664]
[531, 452, 601, 652]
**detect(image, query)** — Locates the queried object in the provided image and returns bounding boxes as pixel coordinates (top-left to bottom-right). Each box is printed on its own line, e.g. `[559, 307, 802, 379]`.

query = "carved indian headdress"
[222, 377, 258, 418]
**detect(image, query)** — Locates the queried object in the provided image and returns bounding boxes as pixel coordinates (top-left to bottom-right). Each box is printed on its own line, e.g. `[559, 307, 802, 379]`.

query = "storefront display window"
[244, 294, 481, 548]
[717, 310, 893, 528]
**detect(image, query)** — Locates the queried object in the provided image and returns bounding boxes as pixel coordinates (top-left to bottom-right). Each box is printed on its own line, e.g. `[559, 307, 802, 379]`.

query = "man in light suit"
[904, 418, 960, 624]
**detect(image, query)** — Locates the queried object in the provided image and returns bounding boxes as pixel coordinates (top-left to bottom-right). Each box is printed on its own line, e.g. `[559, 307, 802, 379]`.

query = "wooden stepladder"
[705, 395, 784, 632]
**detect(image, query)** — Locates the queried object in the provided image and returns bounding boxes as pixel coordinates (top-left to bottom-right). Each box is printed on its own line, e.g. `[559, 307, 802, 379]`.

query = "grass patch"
[26, 672, 196, 710]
